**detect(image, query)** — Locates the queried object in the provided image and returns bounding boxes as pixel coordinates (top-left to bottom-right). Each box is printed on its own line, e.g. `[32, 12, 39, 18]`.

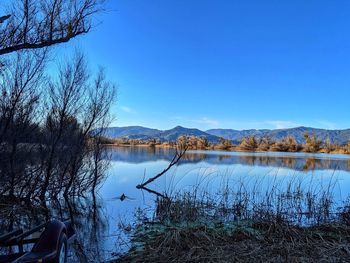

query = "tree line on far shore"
[106, 133, 350, 154]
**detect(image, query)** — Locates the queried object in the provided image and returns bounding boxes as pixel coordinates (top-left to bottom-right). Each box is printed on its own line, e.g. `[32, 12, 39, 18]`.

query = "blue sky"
[60, 0, 350, 130]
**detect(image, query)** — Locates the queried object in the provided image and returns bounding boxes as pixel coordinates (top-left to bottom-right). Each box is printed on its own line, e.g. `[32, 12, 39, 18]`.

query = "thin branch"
[136, 146, 187, 189]
[0, 29, 88, 55]
[0, 15, 11, 24]
[0, 0, 103, 55]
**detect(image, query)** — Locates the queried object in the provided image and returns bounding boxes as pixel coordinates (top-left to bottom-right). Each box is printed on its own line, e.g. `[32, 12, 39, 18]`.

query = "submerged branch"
[139, 186, 169, 199]
[136, 145, 187, 189]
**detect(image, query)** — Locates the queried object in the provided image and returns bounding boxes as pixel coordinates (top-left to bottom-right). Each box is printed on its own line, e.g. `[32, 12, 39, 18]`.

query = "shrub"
[303, 133, 322, 153]
[239, 136, 258, 151]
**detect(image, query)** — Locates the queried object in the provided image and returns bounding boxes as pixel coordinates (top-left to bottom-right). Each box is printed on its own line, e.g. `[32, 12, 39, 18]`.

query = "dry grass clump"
[117, 221, 350, 262]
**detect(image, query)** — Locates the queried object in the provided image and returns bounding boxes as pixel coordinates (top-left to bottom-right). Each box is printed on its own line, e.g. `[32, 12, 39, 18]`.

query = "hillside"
[159, 126, 221, 143]
[100, 125, 221, 143]
[207, 126, 350, 144]
[99, 126, 161, 139]
[99, 126, 350, 145]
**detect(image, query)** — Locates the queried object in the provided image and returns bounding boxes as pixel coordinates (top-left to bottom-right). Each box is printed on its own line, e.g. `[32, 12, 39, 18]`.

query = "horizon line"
[105, 125, 350, 132]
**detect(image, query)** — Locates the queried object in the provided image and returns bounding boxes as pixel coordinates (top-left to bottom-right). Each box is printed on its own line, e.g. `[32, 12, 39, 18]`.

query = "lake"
[90, 146, 350, 262]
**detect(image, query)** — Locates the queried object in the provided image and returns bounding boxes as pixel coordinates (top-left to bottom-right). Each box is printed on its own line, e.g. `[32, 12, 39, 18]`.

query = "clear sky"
[61, 0, 350, 130]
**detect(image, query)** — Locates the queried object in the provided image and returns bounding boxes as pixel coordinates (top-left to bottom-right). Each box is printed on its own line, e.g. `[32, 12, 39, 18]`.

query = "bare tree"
[35, 53, 115, 202]
[0, 0, 103, 55]
[0, 50, 46, 198]
[63, 67, 115, 197]
[39, 52, 88, 201]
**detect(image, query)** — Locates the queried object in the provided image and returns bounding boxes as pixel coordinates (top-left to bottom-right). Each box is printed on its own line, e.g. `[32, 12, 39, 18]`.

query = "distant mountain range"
[99, 126, 350, 145]
[207, 127, 350, 144]
[100, 126, 221, 143]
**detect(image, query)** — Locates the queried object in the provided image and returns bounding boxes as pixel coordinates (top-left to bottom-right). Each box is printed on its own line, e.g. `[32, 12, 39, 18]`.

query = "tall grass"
[154, 174, 349, 226]
[116, 171, 350, 262]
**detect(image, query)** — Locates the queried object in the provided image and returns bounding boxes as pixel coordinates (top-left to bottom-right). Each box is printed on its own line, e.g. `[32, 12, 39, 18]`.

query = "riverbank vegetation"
[116, 179, 350, 262]
[108, 133, 350, 155]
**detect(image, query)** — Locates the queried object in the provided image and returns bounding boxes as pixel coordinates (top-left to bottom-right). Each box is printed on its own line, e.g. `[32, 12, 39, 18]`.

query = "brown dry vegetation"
[115, 181, 350, 262]
[108, 133, 350, 155]
[117, 222, 350, 263]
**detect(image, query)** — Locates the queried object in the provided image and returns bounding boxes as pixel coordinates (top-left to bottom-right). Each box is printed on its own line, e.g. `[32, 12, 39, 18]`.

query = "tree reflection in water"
[109, 147, 350, 172]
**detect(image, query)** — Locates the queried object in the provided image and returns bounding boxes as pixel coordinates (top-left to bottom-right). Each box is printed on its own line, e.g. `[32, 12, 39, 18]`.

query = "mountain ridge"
[206, 126, 350, 144]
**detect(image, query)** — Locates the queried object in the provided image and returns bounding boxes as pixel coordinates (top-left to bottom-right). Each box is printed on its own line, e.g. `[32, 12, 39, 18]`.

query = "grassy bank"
[114, 185, 350, 262]
[117, 221, 350, 262]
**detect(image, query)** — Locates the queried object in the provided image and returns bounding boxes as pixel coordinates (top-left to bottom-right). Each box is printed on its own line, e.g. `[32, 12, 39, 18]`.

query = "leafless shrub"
[0, 51, 116, 205]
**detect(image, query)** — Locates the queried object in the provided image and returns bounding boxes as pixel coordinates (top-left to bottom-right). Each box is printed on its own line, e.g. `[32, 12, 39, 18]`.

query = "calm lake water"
[92, 146, 350, 262]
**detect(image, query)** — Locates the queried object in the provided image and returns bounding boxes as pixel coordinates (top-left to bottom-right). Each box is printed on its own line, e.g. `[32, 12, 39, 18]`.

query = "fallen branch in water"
[136, 143, 187, 189]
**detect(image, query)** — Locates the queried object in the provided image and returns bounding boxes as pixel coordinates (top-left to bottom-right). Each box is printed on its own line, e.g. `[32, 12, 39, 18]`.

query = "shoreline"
[103, 143, 350, 156]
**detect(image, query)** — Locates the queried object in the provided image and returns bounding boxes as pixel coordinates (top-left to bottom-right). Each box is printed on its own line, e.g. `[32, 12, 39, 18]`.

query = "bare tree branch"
[0, 15, 11, 24]
[0, 0, 103, 55]
[136, 143, 188, 189]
